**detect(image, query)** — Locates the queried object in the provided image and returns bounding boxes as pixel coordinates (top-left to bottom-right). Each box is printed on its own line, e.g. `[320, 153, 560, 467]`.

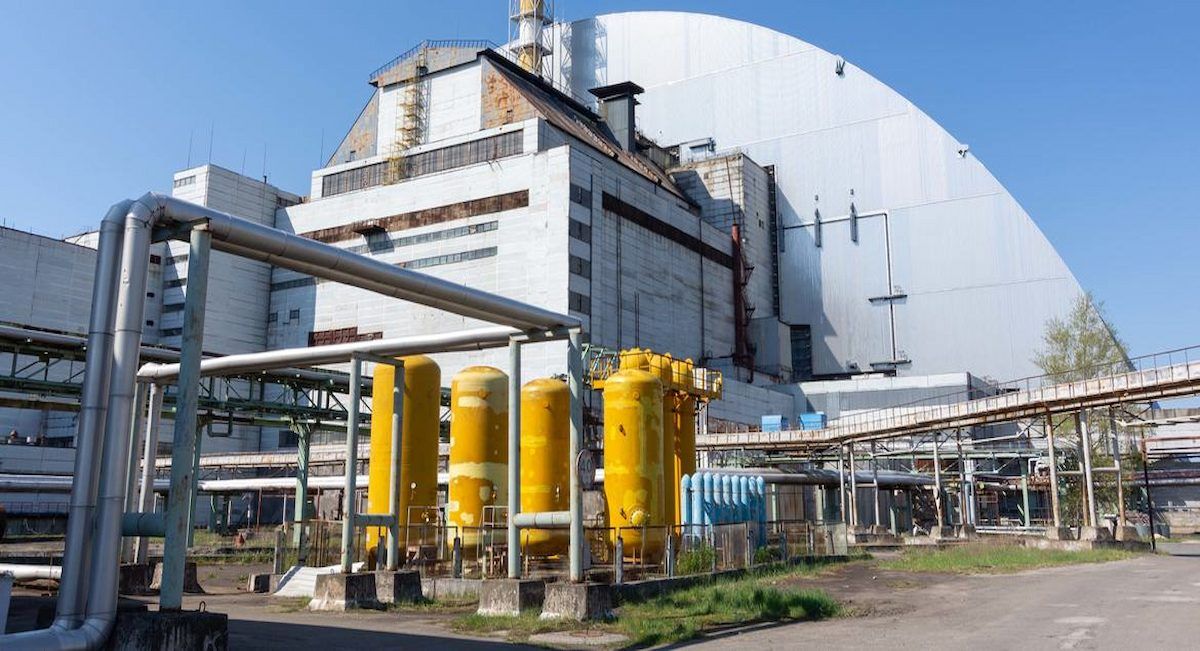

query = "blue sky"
[1, 1, 1196, 364]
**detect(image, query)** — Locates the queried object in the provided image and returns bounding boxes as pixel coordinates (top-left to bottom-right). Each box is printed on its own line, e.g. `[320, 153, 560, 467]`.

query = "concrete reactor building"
[0, 10, 1089, 454]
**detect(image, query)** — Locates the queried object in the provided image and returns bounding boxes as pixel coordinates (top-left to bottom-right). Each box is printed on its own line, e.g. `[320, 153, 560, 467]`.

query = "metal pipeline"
[0, 565, 63, 581]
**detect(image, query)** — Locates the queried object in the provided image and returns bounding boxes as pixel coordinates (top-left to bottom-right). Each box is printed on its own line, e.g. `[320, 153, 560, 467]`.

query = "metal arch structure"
[544, 11, 1098, 382]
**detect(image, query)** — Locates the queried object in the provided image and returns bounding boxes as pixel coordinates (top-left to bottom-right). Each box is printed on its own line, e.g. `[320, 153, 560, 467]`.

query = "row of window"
[164, 278, 186, 289]
[266, 309, 303, 324]
[344, 221, 498, 255]
[269, 246, 498, 292]
[321, 130, 524, 197]
[162, 303, 184, 314]
[173, 175, 196, 189]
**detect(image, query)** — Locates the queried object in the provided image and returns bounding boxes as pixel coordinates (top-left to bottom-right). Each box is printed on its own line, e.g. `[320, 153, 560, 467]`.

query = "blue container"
[761, 414, 789, 431]
[798, 412, 827, 430]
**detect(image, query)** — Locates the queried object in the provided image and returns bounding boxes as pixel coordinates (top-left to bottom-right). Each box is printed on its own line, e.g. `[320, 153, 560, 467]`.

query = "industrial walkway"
[698, 345, 1200, 451]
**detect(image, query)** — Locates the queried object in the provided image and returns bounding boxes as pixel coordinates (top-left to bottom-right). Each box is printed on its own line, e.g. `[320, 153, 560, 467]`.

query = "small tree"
[1033, 292, 1131, 525]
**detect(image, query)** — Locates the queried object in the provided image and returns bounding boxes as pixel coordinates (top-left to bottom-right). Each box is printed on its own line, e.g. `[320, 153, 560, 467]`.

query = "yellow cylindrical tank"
[519, 377, 569, 556]
[367, 356, 441, 558]
[603, 369, 665, 560]
[647, 353, 676, 526]
[448, 366, 508, 556]
[618, 347, 649, 372]
[671, 358, 696, 526]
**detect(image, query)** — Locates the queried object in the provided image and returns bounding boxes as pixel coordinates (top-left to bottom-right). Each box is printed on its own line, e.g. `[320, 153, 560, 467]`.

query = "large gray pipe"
[138, 326, 518, 382]
[52, 201, 129, 631]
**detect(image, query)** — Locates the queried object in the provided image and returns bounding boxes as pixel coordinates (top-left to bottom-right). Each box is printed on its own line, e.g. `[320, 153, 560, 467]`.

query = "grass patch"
[879, 543, 1134, 574]
[268, 597, 311, 613]
[450, 560, 842, 647]
[616, 577, 838, 646]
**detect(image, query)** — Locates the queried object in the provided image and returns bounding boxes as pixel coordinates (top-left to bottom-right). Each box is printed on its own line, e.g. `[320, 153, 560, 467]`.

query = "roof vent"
[589, 81, 645, 152]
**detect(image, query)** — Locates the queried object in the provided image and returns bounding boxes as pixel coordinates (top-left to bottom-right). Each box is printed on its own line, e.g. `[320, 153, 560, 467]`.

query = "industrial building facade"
[0, 11, 1097, 454]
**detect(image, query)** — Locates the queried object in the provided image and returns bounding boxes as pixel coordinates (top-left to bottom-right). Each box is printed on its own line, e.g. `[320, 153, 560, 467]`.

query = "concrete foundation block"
[1045, 526, 1076, 541]
[422, 577, 481, 601]
[150, 561, 203, 594]
[477, 578, 545, 616]
[1114, 525, 1141, 542]
[104, 609, 228, 650]
[1079, 526, 1114, 542]
[118, 563, 156, 595]
[928, 526, 955, 540]
[308, 572, 382, 611]
[540, 582, 612, 621]
[375, 570, 423, 604]
[957, 524, 977, 539]
[247, 573, 272, 593]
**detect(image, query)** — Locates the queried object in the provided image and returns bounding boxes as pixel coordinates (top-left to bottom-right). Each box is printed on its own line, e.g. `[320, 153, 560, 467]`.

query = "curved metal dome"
[546, 11, 1084, 381]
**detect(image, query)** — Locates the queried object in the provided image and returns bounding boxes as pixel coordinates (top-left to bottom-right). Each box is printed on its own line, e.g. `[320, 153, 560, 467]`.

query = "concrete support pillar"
[955, 430, 969, 526]
[293, 424, 311, 551]
[1077, 413, 1098, 528]
[837, 446, 847, 525]
[161, 225, 211, 611]
[567, 328, 586, 583]
[871, 442, 881, 527]
[847, 445, 858, 527]
[1020, 457, 1031, 528]
[507, 339, 522, 579]
[135, 383, 164, 564]
[387, 363, 404, 572]
[932, 435, 945, 528]
[1045, 415, 1061, 528]
[340, 358, 363, 573]
[1110, 408, 1126, 525]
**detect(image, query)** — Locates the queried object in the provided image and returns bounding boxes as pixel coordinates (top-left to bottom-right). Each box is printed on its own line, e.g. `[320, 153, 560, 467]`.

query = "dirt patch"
[773, 559, 957, 618]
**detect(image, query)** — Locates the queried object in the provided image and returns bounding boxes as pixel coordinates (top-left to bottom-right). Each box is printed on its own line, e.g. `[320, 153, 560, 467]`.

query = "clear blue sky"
[1, 1, 1196, 364]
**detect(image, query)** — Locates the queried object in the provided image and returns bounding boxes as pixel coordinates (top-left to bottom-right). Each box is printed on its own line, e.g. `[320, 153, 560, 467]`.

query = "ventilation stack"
[510, 0, 552, 76]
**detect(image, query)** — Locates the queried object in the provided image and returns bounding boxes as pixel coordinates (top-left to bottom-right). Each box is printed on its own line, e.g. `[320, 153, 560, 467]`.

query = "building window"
[164, 278, 186, 289]
[343, 220, 498, 255]
[146, 291, 155, 298]
[569, 254, 591, 279]
[568, 291, 591, 316]
[162, 303, 185, 314]
[569, 183, 592, 207]
[790, 325, 813, 381]
[166, 253, 188, 265]
[160, 328, 183, 337]
[568, 219, 591, 244]
[321, 130, 523, 197]
[289, 308, 301, 322]
[145, 320, 155, 327]
[270, 277, 316, 292]
[173, 175, 196, 189]
[267, 311, 278, 323]
[149, 254, 162, 265]
[398, 247, 497, 270]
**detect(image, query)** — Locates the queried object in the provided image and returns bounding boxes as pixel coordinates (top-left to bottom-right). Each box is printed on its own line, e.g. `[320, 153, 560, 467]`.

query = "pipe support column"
[340, 358, 364, 573]
[1046, 416, 1061, 528]
[507, 339, 521, 578]
[387, 362, 405, 572]
[568, 328, 585, 582]
[160, 225, 211, 611]
[135, 382, 164, 564]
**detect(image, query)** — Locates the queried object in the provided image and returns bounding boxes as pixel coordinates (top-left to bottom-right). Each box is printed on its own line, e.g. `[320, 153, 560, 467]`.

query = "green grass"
[616, 576, 839, 646]
[451, 560, 842, 647]
[878, 543, 1135, 574]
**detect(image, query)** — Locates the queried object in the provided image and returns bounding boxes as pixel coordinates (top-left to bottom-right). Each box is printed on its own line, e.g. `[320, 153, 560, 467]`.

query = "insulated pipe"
[507, 339, 521, 579]
[738, 476, 749, 522]
[160, 225, 211, 611]
[720, 474, 732, 525]
[700, 472, 712, 528]
[755, 476, 767, 539]
[513, 511, 571, 528]
[52, 200, 130, 630]
[135, 193, 579, 331]
[120, 383, 149, 563]
[341, 359, 363, 573]
[135, 383, 164, 564]
[567, 328, 585, 582]
[0, 565, 63, 581]
[138, 326, 518, 382]
[679, 475, 692, 536]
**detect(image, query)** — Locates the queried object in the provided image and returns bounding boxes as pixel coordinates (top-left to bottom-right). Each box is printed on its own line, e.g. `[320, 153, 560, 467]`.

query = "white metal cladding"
[546, 12, 1086, 382]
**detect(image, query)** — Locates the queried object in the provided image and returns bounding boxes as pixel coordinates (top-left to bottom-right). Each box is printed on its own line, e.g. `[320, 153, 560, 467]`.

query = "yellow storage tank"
[447, 366, 508, 555]
[618, 347, 649, 372]
[647, 353, 676, 526]
[603, 368, 665, 560]
[367, 356, 441, 558]
[519, 378, 569, 556]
